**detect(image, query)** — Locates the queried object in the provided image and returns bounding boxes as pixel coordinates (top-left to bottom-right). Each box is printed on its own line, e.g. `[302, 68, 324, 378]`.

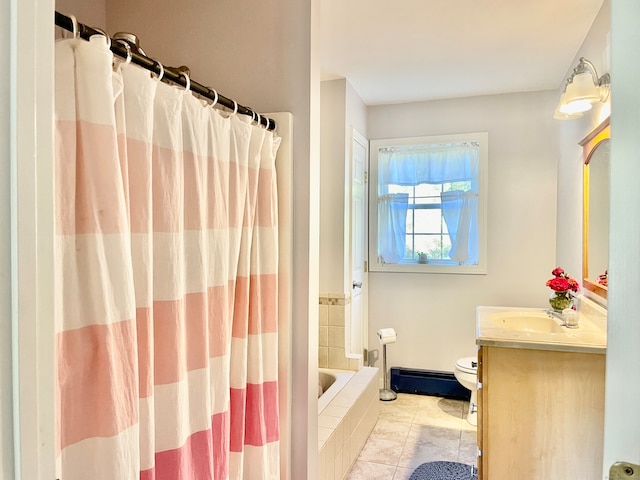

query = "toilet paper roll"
[377, 328, 397, 345]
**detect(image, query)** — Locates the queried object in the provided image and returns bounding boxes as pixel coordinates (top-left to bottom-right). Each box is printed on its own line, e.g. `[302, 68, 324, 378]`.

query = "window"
[369, 132, 488, 274]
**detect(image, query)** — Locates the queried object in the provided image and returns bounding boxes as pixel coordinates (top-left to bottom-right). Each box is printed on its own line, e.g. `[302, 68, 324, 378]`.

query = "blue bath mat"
[408, 461, 477, 480]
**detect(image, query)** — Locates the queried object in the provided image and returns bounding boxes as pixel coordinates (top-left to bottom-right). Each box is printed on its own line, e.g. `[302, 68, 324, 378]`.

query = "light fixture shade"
[553, 57, 610, 120]
[559, 71, 600, 113]
[553, 102, 583, 120]
[559, 99, 593, 114]
[557, 90, 592, 114]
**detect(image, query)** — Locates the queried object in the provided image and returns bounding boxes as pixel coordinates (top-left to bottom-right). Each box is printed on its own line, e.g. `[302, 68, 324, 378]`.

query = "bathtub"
[318, 368, 354, 413]
[317, 367, 379, 480]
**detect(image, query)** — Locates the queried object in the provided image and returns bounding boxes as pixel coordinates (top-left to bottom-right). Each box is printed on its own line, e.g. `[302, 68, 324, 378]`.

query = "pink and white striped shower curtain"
[54, 37, 281, 480]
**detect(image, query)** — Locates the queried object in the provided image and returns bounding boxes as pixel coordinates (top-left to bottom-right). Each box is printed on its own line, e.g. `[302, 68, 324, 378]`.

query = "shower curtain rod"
[54, 11, 276, 131]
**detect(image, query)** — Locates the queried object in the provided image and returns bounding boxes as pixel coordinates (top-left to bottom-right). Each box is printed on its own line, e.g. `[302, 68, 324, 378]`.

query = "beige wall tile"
[349, 357, 362, 371]
[319, 347, 329, 368]
[328, 304, 345, 326]
[319, 325, 329, 347]
[328, 326, 345, 348]
[319, 304, 329, 326]
[328, 347, 350, 369]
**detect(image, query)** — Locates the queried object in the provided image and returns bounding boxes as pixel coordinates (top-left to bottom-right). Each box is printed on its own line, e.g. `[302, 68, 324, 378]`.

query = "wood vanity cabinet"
[476, 345, 605, 480]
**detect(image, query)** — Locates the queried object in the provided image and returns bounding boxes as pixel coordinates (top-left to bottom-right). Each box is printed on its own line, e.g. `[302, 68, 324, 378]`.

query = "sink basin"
[476, 304, 607, 353]
[491, 312, 565, 334]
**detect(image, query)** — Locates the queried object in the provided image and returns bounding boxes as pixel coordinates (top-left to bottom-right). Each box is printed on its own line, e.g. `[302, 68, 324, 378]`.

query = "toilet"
[454, 356, 478, 426]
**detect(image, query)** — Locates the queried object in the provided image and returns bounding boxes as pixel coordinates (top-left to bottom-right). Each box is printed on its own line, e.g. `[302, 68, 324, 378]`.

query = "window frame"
[368, 132, 489, 275]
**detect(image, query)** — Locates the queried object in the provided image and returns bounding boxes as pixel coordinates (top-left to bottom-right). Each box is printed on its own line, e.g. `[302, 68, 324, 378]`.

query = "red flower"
[546, 277, 570, 292]
[546, 266, 580, 293]
[567, 278, 580, 292]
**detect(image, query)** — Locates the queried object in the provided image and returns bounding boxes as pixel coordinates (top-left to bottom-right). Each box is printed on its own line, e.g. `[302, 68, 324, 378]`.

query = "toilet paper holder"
[377, 327, 397, 345]
[377, 328, 397, 401]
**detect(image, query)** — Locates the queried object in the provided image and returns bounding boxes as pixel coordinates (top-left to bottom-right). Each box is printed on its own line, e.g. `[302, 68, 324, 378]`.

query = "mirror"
[581, 116, 610, 301]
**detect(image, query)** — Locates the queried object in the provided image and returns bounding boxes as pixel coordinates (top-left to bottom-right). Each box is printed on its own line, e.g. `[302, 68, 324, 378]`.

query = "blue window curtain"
[377, 193, 409, 264]
[378, 143, 478, 186]
[377, 143, 479, 265]
[441, 190, 478, 264]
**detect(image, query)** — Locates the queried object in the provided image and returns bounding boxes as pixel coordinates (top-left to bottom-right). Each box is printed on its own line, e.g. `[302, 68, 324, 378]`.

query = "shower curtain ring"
[179, 71, 191, 92]
[68, 14, 79, 39]
[153, 61, 164, 82]
[93, 28, 111, 49]
[115, 39, 132, 66]
[232, 100, 238, 115]
[206, 87, 218, 107]
[256, 113, 262, 127]
[265, 117, 270, 130]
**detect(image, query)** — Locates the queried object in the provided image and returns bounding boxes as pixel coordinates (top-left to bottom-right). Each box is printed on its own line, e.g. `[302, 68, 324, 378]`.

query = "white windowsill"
[370, 260, 487, 275]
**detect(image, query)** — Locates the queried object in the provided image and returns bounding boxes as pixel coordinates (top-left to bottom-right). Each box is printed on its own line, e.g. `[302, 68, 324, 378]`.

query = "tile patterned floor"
[346, 393, 477, 480]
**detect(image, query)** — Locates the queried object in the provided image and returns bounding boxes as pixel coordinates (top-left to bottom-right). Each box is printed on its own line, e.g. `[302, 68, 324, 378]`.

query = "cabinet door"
[482, 346, 605, 479]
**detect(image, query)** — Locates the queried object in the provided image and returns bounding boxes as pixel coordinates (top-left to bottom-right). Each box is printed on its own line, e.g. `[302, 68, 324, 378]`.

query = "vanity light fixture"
[553, 57, 610, 120]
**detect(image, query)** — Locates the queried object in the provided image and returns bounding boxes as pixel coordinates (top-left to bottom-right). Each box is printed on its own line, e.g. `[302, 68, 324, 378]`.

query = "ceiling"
[320, 0, 604, 106]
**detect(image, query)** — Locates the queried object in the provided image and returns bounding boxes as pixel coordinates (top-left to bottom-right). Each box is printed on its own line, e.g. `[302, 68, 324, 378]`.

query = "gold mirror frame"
[580, 116, 610, 301]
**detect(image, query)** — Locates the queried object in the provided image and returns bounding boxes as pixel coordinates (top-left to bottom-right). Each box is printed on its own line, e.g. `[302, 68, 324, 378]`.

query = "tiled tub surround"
[318, 367, 380, 480]
[319, 294, 362, 370]
[319, 369, 354, 412]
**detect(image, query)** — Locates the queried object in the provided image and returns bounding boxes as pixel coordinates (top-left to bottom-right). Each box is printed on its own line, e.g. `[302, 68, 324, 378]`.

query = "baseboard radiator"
[390, 367, 470, 401]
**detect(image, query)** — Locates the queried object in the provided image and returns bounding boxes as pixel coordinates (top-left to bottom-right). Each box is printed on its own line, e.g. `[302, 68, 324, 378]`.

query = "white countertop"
[476, 301, 607, 354]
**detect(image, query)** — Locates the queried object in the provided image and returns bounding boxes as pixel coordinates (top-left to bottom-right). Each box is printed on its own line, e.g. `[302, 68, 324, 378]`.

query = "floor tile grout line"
[346, 393, 476, 480]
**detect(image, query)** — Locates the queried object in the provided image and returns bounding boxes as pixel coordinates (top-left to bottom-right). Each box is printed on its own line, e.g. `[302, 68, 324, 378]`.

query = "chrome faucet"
[546, 309, 568, 326]
[546, 309, 579, 328]
[546, 309, 563, 319]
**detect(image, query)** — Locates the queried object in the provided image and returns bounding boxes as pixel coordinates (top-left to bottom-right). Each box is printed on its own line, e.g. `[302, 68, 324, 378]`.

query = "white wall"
[555, 0, 611, 277]
[55, 0, 106, 29]
[4, 0, 57, 478]
[320, 80, 347, 294]
[320, 78, 367, 295]
[105, 0, 312, 117]
[367, 90, 559, 372]
[346, 81, 367, 139]
[0, 0, 14, 475]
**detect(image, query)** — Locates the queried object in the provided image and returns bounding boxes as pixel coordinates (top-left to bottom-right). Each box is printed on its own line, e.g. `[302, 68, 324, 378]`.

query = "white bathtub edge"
[318, 368, 355, 414]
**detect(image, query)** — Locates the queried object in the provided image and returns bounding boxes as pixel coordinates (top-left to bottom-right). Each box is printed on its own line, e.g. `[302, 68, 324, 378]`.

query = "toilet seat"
[456, 356, 478, 374]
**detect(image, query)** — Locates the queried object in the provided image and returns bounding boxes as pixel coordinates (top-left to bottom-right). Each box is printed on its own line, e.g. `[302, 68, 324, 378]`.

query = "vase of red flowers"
[546, 267, 580, 312]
